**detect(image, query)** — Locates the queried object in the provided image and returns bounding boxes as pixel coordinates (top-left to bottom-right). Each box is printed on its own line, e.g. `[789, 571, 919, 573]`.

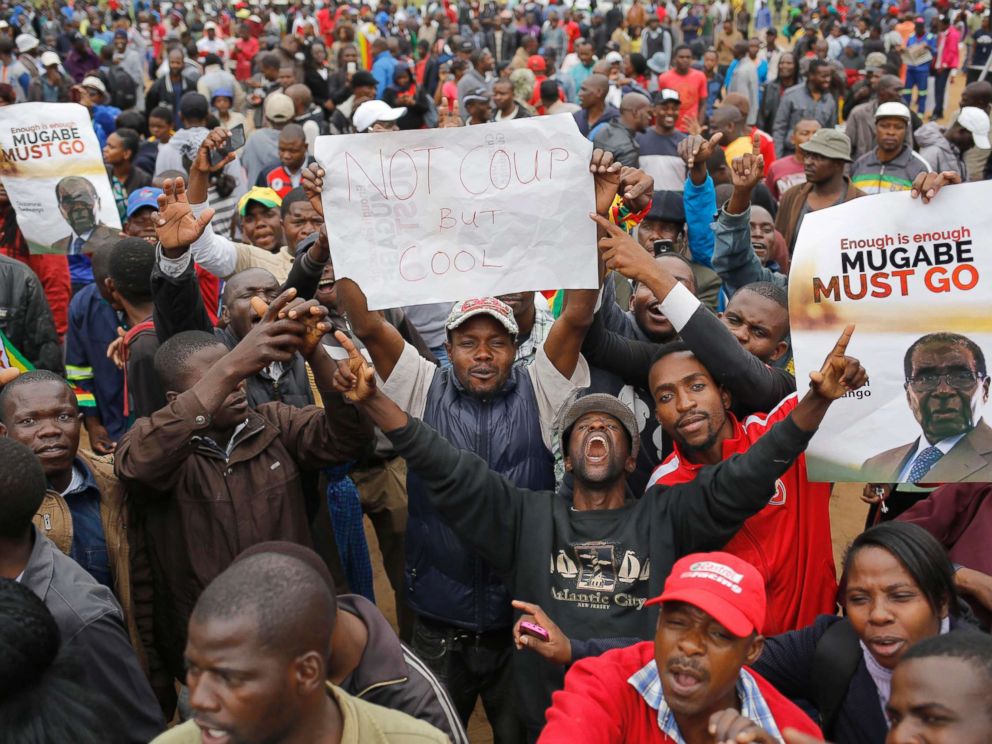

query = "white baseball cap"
[40, 51, 60, 68]
[604, 50, 623, 64]
[16, 33, 39, 53]
[353, 100, 407, 133]
[958, 106, 991, 150]
[204, 20, 218, 31]
[81, 75, 108, 99]
[874, 101, 911, 122]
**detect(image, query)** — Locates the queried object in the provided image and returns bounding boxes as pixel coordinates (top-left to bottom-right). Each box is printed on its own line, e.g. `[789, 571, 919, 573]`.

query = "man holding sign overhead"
[304, 145, 647, 742]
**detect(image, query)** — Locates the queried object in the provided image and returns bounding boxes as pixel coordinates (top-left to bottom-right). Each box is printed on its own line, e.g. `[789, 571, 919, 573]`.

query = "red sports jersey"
[647, 394, 837, 635]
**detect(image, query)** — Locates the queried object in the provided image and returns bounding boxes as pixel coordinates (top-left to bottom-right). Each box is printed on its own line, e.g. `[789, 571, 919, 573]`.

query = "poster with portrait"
[314, 115, 597, 311]
[789, 181, 992, 484]
[0, 102, 121, 254]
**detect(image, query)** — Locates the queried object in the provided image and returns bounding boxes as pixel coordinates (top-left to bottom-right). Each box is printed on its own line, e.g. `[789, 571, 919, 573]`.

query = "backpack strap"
[811, 618, 862, 739]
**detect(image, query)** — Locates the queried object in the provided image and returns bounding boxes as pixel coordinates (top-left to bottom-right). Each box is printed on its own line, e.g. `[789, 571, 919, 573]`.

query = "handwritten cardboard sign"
[0, 103, 121, 254]
[314, 116, 597, 310]
[789, 181, 992, 483]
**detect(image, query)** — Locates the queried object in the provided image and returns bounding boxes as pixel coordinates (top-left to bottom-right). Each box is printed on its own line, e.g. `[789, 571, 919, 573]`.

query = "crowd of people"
[1, 0, 992, 742]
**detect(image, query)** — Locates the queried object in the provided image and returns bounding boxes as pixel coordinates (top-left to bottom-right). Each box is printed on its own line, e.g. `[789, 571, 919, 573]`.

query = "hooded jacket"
[915, 122, 966, 176]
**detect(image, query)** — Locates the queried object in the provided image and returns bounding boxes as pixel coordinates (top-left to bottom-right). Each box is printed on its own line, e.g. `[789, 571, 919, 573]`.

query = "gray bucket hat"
[799, 128, 853, 162]
[558, 393, 640, 458]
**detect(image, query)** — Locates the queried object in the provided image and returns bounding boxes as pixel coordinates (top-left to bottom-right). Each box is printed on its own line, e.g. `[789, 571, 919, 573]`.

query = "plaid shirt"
[515, 307, 556, 367]
[627, 660, 783, 743]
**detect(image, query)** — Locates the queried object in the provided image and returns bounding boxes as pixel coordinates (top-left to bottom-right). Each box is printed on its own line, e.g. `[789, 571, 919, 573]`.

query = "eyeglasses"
[906, 371, 985, 393]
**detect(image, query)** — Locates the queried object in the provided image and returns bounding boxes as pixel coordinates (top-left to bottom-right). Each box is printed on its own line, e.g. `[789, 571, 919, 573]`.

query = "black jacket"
[753, 614, 973, 744]
[338, 594, 469, 744]
[145, 73, 200, 117]
[386, 412, 815, 738]
[150, 255, 313, 409]
[0, 253, 63, 373]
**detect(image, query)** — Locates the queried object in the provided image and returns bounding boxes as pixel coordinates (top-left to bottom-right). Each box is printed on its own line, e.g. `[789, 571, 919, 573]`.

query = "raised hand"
[590, 212, 659, 284]
[618, 166, 654, 213]
[809, 324, 867, 400]
[251, 295, 331, 357]
[302, 163, 326, 218]
[511, 600, 572, 665]
[910, 170, 962, 204]
[332, 330, 376, 402]
[229, 288, 309, 377]
[192, 127, 235, 175]
[730, 132, 765, 190]
[438, 97, 463, 128]
[0, 366, 19, 386]
[678, 131, 723, 170]
[590, 148, 622, 216]
[153, 177, 215, 253]
[708, 709, 780, 744]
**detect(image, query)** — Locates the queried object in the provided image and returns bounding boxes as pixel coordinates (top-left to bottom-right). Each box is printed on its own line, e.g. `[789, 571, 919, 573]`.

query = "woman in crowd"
[103, 128, 152, 221]
[329, 22, 356, 74]
[327, 42, 362, 106]
[383, 64, 431, 129]
[753, 522, 972, 744]
[211, 89, 249, 137]
[760, 50, 798, 133]
[303, 40, 331, 111]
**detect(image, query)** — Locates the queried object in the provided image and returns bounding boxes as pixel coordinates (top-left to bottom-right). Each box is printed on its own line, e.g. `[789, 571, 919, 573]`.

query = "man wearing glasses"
[52, 176, 120, 291]
[862, 332, 992, 483]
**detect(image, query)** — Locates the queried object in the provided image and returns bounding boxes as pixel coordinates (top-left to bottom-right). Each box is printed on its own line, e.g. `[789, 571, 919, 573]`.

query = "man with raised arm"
[329, 309, 866, 738]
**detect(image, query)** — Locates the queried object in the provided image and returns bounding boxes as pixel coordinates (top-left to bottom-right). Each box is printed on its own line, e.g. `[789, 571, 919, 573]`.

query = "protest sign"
[314, 116, 597, 310]
[790, 182, 992, 483]
[0, 102, 121, 255]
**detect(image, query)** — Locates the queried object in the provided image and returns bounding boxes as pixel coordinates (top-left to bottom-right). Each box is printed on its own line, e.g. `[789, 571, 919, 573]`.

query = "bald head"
[878, 74, 904, 101]
[620, 92, 651, 133]
[722, 92, 750, 119]
[192, 552, 335, 661]
[285, 83, 312, 111]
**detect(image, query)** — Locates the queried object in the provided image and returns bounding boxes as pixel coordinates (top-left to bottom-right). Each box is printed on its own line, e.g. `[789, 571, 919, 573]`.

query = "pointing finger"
[751, 131, 761, 156]
[831, 323, 856, 357]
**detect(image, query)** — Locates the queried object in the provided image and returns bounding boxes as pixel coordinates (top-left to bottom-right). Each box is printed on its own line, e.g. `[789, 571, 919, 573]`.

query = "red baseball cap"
[646, 552, 766, 637]
[527, 54, 547, 72]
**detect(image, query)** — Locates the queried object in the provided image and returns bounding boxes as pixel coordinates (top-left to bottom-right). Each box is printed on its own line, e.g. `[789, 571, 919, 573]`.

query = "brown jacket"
[32, 448, 146, 672]
[115, 388, 373, 680]
[776, 178, 865, 254]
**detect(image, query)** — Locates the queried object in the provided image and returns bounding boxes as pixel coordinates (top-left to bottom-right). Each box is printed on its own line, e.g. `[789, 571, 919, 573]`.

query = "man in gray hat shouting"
[776, 127, 865, 252]
[330, 313, 867, 740]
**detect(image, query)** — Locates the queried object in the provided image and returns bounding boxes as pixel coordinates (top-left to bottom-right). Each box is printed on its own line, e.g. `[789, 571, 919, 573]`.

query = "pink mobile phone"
[519, 621, 550, 642]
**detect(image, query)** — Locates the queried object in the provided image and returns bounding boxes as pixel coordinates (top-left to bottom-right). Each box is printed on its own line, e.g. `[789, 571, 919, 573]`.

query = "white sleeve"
[155, 244, 192, 277]
[189, 201, 239, 278]
[378, 341, 438, 420]
[659, 281, 702, 333]
[528, 344, 591, 450]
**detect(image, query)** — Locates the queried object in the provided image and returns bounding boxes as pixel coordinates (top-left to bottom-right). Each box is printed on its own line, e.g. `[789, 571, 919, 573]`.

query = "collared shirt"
[515, 305, 555, 367]
[58, 457, 111, 589]
[897, 430, 969, 481]
[628, 660, 782, 743]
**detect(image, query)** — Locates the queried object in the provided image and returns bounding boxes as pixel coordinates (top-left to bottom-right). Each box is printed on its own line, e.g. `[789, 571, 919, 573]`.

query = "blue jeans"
[903, 67, 929, 113]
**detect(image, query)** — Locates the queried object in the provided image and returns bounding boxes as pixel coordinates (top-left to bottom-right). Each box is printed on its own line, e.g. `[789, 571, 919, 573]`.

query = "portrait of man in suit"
[52, 176, 118, 256]
[862, 332, 992, 483]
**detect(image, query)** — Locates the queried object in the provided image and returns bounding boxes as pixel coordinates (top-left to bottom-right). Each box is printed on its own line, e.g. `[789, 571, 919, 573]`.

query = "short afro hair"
[153, 330, 226, 392]
[901, 630, 992, 713]
[737, 281, 789, 311]
[903, 332, 987, 380]
[0, 369, 76, 426]
[192, 552, 335, 662]
[109, 237, 155, 304]
[0, 438, 47, 539]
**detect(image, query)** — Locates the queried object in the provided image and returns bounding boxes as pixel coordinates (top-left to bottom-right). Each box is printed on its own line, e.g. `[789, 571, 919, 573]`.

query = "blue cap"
[125, 187, 163, 219]
[211, 88, 234, 101]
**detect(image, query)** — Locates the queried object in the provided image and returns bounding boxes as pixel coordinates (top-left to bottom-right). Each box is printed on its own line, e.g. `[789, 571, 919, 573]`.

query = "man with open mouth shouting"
[331, 313, 865, 741]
